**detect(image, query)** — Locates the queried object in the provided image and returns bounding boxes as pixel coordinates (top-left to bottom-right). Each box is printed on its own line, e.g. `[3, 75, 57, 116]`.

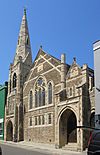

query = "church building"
[4, 9, 95, 151]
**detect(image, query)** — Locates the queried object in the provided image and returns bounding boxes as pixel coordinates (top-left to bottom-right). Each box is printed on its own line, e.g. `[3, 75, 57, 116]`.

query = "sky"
[0, 0, 100, 84]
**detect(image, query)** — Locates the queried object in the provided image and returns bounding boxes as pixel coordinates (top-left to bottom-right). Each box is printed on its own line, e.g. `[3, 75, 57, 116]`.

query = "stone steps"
[62, 143, 78, 151]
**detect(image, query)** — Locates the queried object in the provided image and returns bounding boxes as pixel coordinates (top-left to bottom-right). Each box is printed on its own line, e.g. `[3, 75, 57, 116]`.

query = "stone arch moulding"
[90, 108, 95, 128]
[91, 108, 95, 114]
[6, 118, 13, 128]
[48, 80, 54, 85]
[90, 108, 95, 122]
[57, 106, 78, 124]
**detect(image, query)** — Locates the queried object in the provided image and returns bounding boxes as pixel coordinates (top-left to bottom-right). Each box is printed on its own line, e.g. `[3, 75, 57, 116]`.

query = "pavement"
[0, 140, 86, 155]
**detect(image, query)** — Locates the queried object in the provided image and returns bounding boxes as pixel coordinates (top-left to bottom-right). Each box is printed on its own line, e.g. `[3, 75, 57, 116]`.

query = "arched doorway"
[67, 111, 77, 143]
[6, 120, 13, 141]
[59, 109, 77, 147]
[90, 112, 95, 128]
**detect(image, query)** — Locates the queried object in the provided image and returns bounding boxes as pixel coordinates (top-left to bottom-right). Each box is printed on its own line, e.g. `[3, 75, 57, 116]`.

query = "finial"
[40, 45, 42, 49]
[73, 57, 76, 63]
[24, 7, 26, 16]
[61, 53, 66, 63]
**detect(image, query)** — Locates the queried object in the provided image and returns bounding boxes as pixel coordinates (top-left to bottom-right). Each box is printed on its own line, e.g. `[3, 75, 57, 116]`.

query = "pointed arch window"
[39, 88, 42, 107]
[42, 88, 45, 106]
[29, 91, 33, 109]
[10, 79, 11, 93]
[48, 82, 53, 104]
[35, 90, 38, 107]
[13, 73, 17, 88]
[70, 87, 73, 96]
[35, 77, 46, 107]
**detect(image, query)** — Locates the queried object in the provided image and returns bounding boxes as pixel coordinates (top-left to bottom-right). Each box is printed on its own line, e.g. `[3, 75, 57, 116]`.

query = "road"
[0, 143, 86, 155]
[0, 144, 49, 155]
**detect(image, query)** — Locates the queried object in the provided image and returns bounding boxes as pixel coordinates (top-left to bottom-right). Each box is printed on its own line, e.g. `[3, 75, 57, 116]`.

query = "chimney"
[61, 54, 66, 90]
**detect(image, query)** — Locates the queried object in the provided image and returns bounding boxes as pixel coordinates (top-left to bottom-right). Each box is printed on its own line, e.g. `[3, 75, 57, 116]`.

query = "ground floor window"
[34, 113, 52, 126]
[48, 113, 52, 124]
[35, 117, 37, 125]
[42, 115, 45, 125]
[29, 117, 32, 126]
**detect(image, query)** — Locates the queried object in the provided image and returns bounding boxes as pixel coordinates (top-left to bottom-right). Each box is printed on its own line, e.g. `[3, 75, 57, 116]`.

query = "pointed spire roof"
[14, 9, 32, 66]
[24, 7, 26, 16]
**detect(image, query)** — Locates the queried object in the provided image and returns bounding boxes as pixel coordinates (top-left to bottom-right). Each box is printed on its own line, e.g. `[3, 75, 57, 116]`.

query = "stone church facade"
[4, 9, 95, 151]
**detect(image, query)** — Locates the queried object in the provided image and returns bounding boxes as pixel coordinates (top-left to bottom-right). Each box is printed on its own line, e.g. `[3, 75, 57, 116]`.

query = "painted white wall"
[93, 41, 100, 115]
[0, 118, 3, 123]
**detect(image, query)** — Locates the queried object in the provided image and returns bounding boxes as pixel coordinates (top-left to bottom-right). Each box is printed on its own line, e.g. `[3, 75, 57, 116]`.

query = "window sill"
[28, 126, 33, 128]
[6, 114, 14, 118]
[28, 124, 53, 128]
[28, 103, 54, 112]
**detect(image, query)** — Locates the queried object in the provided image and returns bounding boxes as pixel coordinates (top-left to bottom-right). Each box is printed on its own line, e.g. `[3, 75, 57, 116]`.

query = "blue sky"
[0, 0, 100, 84]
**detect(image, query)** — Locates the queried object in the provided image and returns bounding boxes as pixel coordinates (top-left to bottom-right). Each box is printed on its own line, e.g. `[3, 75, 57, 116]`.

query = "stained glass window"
[42, 88, 45, 106]
[29, 91, 33, 109]
[48, 83, 52, 104]
[35, 77, 45, 107]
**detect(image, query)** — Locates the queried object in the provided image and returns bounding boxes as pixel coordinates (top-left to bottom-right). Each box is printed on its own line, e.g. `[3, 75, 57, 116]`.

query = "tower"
[5, 9, 32, 141]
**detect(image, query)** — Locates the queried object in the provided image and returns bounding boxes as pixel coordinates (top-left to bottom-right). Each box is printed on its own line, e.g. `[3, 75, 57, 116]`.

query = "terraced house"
[4, 9, 95, 151]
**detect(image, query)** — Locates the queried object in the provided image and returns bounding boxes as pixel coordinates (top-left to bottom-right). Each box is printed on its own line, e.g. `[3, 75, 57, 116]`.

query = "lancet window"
[29, 90, 33, 109]
[35, 78, 46, 107]
[10, 79, 11, 93]
[48, 82, 53, 104]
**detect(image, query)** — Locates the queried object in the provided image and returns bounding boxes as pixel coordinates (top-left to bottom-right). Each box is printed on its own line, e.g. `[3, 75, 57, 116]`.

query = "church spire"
[14, 9, 32, 66]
